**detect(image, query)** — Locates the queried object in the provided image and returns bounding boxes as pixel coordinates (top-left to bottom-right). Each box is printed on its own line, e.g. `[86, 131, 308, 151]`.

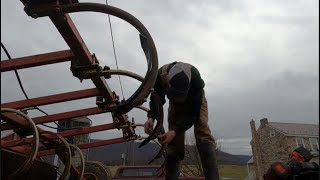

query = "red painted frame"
[1, 0, 145, 178]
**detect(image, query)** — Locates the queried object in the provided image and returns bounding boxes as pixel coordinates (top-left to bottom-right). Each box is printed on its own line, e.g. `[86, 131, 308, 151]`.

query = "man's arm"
[147, 67, 166, 120]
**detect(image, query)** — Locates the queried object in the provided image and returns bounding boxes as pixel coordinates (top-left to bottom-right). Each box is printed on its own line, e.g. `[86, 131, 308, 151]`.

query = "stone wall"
[250, 118, 319, 180]
[257, 121, 289, 177]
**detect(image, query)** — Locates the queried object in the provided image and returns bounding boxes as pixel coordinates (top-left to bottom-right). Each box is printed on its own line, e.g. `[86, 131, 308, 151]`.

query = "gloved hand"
[144, 118, 154, 135]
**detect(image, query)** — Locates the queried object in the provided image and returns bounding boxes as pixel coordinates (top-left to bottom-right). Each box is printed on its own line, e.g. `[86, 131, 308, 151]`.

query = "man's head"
[167, 62, 191, 103]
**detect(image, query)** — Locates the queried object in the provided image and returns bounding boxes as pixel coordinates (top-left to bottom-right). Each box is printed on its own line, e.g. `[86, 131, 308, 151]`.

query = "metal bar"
[2, 123, 116, 148]
[1, 88, 100, 109]
[0, 113, 47, 133]
[1, 107, 108, 130]
[0, 50, 74, 72]
[0, 112, 49, 135]
[50, 14, 93, 65]
[77, 137, 128, 149]
[36, 137, 129, 157]
[49, 13, 114, 100]
[1, 113, 28, 128]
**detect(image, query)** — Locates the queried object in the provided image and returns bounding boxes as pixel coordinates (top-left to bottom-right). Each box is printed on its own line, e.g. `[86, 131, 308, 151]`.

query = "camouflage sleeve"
[147, 67, 166, 120]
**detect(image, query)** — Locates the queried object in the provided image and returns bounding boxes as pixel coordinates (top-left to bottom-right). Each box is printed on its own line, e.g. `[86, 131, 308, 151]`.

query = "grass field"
[107, 165, 248, 179]
[219, 165, 248, 180]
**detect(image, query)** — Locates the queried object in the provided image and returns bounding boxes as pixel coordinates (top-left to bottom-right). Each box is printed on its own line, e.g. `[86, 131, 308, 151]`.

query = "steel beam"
[1, 88, 100, 110]
[1, 107, 108, 130]
[48, 13, 115, 101]
[1, 113, 28, 128]
[2, 123, 116, 148]
[36, 137, 129, 157]
[0, 50, 74, 72]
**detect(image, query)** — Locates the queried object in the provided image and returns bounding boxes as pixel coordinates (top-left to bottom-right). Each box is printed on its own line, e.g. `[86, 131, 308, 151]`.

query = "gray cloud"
[1, 0, 318, 155]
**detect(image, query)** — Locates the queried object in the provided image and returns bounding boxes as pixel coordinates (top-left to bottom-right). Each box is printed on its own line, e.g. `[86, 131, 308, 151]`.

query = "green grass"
[107, 166, 119, 176]
[219, 165, 248, 180]
[107, 165, 248, 179]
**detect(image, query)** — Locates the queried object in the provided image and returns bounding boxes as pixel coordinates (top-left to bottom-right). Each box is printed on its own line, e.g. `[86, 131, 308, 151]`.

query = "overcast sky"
[1, 0, 319, 155]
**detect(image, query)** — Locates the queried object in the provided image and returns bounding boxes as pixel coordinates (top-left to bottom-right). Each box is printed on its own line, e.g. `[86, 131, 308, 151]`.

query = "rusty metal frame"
[0, 50, 74, 72]
[1, 0, 159, 179]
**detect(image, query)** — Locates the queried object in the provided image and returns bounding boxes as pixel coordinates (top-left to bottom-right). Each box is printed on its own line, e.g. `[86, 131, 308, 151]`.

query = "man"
[144, 61, 219, 180]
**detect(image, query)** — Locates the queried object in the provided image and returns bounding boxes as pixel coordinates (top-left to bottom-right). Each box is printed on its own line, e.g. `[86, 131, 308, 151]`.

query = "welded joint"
[126, 135, 138, 141]
[112, 114, 130, 129]
[69, 54, 112, 82]
[71, 66, 114, 82]
[71, 64, 102, 82]
[112, 116, 125, 128]
[96, 92, 119, 109]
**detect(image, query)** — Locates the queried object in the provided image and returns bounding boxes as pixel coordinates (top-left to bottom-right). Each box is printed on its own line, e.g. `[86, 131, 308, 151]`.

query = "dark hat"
[168, 62, 191, 94]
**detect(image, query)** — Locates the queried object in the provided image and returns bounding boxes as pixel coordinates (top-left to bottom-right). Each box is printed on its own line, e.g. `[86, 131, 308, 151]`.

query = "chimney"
[250, 119, 263, 180]
[260, 118, 268, 127]
[250, 119, 256, 132]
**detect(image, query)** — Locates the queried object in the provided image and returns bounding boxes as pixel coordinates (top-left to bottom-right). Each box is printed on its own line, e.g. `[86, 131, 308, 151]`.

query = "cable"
[69, 144, 85, 180]
[1, 42, 81, 131]
[23, 107, 79, 130]
[40, 131, 72, 180]
[1, 42, 30, 100]
[105, 0, 125, 100]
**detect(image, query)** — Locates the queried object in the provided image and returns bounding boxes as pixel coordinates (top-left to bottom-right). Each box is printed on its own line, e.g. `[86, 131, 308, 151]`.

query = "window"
[269, 129, 276, 137]
[309, 138, 319, 151]
[295, 137, 305, 148]
[120, 167, 158, 177]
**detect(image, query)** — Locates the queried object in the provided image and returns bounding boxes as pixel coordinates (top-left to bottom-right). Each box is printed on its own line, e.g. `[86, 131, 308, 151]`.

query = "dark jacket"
[147, 62, 205, 135]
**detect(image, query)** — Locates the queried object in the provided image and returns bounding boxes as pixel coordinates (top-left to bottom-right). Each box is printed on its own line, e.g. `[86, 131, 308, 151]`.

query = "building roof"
[268, 122, 319, 136]
[247, 157, 254, 164]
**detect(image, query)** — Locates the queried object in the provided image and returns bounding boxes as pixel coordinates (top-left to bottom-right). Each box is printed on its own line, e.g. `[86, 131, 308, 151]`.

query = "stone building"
[250, 118, 319, 180]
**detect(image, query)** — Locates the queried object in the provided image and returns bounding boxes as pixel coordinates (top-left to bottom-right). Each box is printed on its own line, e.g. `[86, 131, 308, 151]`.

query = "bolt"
[55, 7, 60, 13]
[114, 118, 119, 124]
[123, 133, 128, 138]
[31, 13, 38, 19]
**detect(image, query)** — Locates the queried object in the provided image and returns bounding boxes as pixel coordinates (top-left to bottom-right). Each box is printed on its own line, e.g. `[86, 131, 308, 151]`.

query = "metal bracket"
[70, 54, 114, 82]
[23, 0, 79, 19]
[24, 1, 61, 19]
[96, 91, 119, 110]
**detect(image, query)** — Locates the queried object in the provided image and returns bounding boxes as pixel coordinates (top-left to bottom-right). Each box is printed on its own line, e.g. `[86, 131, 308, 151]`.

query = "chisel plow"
[1, 1, 163, 179]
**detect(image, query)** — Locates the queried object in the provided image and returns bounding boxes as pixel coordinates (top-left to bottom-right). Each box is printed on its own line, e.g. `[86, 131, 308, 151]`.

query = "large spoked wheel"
[83, 161, 112, 180]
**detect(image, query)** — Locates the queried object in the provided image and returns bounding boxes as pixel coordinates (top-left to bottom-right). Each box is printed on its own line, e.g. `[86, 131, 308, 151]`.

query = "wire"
[1, 42, 30, 100]
[106, 0, 125, 100]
